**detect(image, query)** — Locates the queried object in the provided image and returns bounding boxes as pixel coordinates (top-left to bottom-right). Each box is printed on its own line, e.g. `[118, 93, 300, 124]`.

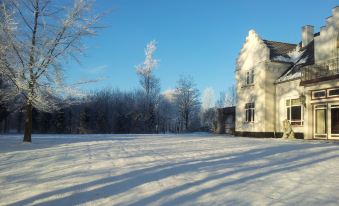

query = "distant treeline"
[0, 87, 207, 134]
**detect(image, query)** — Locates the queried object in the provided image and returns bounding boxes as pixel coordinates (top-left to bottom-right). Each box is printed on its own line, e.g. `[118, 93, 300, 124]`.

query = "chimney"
[302, 25, 314, 47]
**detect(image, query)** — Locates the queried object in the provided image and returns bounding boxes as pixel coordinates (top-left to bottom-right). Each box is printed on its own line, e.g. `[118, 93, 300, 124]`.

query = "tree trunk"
[23, 103, 33, 142]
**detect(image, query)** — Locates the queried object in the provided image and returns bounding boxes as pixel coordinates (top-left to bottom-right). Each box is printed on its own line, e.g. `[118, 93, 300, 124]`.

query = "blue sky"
[66, 0, 338, 98]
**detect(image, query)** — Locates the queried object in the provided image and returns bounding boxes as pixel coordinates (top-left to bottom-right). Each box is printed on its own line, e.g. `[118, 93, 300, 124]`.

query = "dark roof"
[263, 40, 297, 59]
[314, 32, 320, 37]
[299, 40, 314, 66]
[217, 106, 235, 115]
[277, 40, 314, 81]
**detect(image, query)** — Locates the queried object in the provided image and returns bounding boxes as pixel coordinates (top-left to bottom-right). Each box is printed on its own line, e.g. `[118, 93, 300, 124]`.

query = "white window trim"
[312, 90, 326, 99]
[244, 69, 254, 86]
[328, 88, 339, 98]
[286, 98, 304, 126]
[245, 102, 255, 123]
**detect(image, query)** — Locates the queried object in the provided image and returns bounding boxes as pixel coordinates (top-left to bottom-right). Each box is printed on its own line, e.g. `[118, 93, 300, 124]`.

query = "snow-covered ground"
[0, 134, 339, 206]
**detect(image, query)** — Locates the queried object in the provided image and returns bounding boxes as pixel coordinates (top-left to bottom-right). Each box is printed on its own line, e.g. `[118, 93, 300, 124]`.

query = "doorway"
[314, 104, 327, 139]
[331, 105, 339, 138]
[314, 104, 339, 139]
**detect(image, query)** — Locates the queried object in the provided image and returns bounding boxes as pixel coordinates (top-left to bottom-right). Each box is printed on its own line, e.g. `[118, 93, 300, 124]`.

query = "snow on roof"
[276, 69, 302, 82]
[275, 40, 314, 83]
[272, 45, 305, 63]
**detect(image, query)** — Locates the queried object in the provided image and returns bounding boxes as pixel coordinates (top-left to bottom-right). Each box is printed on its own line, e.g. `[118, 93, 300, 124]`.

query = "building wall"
[265, 62, 292, 132]
[275, 79, 306, 135]
[305, 6, 339, 139]
[314, 7, 339, 64]
[235, 30, 290, 135]
[234, 6, 339, 139]
[303, 79, 339, 139]
[235, 61, 267, 133]
[235, 30, 269, 133]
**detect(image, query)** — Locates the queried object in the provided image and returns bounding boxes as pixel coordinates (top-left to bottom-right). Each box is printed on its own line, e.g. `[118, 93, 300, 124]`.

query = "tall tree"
[174, 76, 200, 132]
[135, 40, 160, 132]
[0, 0, 103, 142]
[201, 87, 215, 111]
[216, 85, 236, 108]
[0, 1, 17, 127]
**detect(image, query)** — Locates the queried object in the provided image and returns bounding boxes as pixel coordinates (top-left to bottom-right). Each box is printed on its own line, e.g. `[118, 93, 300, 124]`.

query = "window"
[245, 69, 254, 85]
[245, 102, 255, 122]
[328, 88, 339, 97]
[312, 90, 326, 99]
[286, 98, 303, 126]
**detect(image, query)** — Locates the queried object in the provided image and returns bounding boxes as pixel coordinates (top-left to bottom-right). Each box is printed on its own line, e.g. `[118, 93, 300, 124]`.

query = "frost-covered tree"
[135, 40, 160, 132]
[0, 0, 104, 142]
[157, 89, 177, 133]
[216, 85, 236, 108]
[0, 1, 17, 124]
[201, 87, 215, 111]
[136, 40, 159, 97]
[174, 76, 200, 132]
[200, 87, 216, 131]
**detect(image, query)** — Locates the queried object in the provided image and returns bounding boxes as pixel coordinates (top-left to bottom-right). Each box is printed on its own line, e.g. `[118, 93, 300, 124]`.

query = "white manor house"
[235, 6, 339, 140]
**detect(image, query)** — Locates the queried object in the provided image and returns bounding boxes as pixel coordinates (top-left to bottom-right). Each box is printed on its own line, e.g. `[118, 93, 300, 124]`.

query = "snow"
[273, 45, 305, 64]
[276, 70, 302, 82]
[275, 44, 309, 83]
[1, 134, 339, 206]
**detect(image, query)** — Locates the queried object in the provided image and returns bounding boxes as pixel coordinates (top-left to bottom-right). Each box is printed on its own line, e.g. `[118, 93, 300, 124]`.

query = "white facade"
[235, 6, 339, 139]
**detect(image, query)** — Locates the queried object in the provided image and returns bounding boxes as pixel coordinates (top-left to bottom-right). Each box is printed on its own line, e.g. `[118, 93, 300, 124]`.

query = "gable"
[236, 30, 270, 71]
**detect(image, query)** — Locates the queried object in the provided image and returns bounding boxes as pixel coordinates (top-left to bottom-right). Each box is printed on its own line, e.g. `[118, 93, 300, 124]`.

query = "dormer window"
[245, 69, 254, 85]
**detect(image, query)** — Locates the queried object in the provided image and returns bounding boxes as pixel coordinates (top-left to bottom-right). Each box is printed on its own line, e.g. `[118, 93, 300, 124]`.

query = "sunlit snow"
[0, 134, 339, 205]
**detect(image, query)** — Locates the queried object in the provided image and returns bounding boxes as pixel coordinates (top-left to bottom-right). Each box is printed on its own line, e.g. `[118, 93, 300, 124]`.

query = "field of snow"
[0, 134, 339, 206]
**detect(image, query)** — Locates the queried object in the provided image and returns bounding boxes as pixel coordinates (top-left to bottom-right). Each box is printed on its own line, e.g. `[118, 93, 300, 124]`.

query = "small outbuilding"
[216, 106, 235, 134]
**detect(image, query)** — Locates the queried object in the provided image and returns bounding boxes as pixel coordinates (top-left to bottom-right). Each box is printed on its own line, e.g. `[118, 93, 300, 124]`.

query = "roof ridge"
[263, 39, 297, 46]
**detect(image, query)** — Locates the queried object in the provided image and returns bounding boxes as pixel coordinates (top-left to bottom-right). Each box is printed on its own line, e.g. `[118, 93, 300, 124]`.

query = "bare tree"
[216, 85, 236, 108]
[135, 40, 160, 132]
[0, 0, 104, 142]
[174, 76, 200, 132]
[157, 90, 177, 133]
[201, 87, 215, 111]
[200, 87, 216, 132]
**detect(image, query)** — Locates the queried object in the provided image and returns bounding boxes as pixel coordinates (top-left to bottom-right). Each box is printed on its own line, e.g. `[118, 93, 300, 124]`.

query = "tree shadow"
[7, 142, 337, 206]
[158, 151, 339, 206]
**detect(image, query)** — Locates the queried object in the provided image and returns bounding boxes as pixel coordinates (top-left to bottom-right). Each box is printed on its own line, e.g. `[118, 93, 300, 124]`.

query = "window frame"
[312, 90, 326, 99]
[286, 98, 303, 126]
[245, 69, 254, 85]
[245, 102, 255, 123]
[328, 88, 339, 98]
